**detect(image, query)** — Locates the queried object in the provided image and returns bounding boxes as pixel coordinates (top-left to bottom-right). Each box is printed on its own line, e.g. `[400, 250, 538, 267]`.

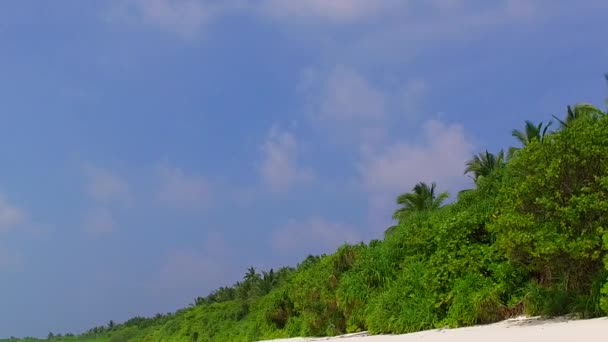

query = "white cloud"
[262, 0, 401, 21]
[104, 0, 594, 44]
[106, 0, 400, 40]
[107, 0, 224, 39]
[342, 0, 564, 68]
[310, 68, 427, 124]
[272, 217, 361, 256]
[263, 0, 407, 23]
[359, 120, 473, 193]
[83, 208, 117, 237]
[157, 164, 212, 209]
[316, 65, 386, 121]
[83, 164, 132, 207]
[0, 195, 26, 234]
[299, 66, 392, 146]
[103, 0, 568, 44]
[259, 126, 314, 192]
[300, 65, 431, 149]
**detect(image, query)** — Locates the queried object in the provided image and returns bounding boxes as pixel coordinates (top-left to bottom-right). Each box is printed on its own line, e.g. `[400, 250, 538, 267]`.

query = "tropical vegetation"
[2, 99, 608, 342]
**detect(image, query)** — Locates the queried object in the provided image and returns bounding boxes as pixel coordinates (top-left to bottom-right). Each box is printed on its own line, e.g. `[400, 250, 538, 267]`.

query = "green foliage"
[491, 114, 608, 298]
[7, 99, 608, 342]
[365, 261, 439, 334]
[511, 120, 552, 145]
[393, 182, 449, 221]
[443, 273, 504, 327]
[465, 150, 506, 184]
[553, 103, 604, 128]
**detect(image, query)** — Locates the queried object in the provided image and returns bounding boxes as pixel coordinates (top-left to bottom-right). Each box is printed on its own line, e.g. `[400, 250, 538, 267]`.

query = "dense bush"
[491, 113, 608, 316]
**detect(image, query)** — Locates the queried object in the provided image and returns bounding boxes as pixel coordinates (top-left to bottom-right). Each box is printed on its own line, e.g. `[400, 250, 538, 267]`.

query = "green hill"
[4, 103, 608, 341]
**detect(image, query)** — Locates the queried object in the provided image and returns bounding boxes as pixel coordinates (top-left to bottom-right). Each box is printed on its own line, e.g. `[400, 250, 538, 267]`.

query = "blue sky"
[0, 0, 607, 338]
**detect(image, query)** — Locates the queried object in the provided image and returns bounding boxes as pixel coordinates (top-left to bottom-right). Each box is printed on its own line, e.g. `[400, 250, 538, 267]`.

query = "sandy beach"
[261, 316, 608, 342]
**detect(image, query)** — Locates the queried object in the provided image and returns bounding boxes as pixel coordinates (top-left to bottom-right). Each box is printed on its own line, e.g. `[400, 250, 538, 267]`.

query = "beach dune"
[261, 316, 608, 342]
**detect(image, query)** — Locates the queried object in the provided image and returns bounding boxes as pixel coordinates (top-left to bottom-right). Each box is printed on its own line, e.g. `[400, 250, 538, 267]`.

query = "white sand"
[261, 316, 608, 342]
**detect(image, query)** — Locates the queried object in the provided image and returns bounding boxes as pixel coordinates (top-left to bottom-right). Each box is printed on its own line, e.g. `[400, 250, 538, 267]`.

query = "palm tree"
[237, 266, 262, 300]
[392, 182, 448, 220]
[244, 267, 259, 283]
[464, 150, 505, 183]
[508, 120, 552, 158]
[552, 103, 604, 128]
[511, 120, 552, 145]
[259, 269, 277, 295]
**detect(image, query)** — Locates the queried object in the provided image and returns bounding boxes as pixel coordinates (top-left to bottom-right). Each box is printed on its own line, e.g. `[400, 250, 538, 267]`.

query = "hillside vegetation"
[4, 102, 608, 341]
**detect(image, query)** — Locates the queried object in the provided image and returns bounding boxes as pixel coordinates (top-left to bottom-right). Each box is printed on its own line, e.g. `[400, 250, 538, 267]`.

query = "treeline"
[3, 98, 608, 342]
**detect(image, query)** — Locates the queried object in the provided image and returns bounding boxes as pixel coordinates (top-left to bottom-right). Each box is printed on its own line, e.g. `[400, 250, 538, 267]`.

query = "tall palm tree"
[508, 120, 552, 158]
[238, 266, 262, 299]
[259, 269, 277, 295]
[464, 150, 505, 183]
[511, 120, 552, 145]
[552, 103, 604, 128]
[244, 266, 259, 283]
[392, 182, 448, 220]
